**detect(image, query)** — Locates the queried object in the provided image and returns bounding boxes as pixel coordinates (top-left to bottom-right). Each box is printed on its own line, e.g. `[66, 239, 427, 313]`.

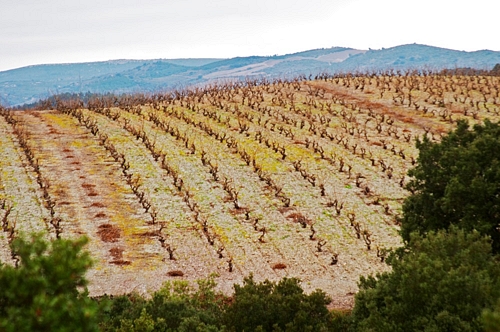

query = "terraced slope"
[1, 73, 499, 308]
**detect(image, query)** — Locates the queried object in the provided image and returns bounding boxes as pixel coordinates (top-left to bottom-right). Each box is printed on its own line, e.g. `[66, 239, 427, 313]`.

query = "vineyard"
[1, 71, 499, 308]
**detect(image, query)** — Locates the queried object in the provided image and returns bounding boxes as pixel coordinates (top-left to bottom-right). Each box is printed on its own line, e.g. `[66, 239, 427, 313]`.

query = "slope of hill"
[1, 72, 499, 307]
[1, 44, 500, 107]
[337, 44, 500, 72]
[0, 60, 144, 106]
[0, 59, 221, 106]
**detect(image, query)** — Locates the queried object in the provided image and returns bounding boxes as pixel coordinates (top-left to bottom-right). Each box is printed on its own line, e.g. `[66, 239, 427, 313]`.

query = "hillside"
[2, 44, 500, 107]
[1, 72, 499, 308]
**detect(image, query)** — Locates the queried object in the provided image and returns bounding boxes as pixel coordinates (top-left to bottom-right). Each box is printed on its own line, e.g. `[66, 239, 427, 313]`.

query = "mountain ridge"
[1, 44, 500, 107]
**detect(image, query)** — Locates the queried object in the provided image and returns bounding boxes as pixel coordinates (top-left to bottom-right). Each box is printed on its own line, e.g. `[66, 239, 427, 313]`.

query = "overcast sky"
[0, 0, 498, 72]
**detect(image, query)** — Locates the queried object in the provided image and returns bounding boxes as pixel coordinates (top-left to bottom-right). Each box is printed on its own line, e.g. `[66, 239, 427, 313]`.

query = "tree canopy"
[351, 227, 500, 331]
[0, 234, 100, 332]
[351, 120, 500, 331]
[98, 274, 336, 332]
[401, 119, 500, 252]
[222, 275, 333, 332]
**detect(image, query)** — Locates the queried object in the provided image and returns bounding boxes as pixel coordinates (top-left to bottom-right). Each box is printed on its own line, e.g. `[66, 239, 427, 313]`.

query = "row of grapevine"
[1, 72, 499, 301]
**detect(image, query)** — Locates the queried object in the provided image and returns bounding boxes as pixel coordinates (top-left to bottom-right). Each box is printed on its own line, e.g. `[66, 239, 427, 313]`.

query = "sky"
[1, 0, 499, 72]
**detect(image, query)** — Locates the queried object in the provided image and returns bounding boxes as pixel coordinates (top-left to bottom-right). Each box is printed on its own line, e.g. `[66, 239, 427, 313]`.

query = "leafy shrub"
[351, 227, 500, 331]
[0, 234, 100, 332]
[97, 274, 341, 331]
[401, 119, 500, 253]
[223, 275, 334, 332]
[97, 276, 225, 331]
[482, 300, 500, 332]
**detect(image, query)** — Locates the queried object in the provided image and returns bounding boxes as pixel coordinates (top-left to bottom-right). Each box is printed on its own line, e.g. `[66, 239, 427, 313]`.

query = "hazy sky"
[1, 0, 498, 71]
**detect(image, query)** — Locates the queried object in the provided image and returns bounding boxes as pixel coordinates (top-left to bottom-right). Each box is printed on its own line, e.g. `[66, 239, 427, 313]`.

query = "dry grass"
[90, 202, 106, 208]
[167, 270, 184, 277]
[109, 247, 124, 259]
[110, 260, 131, 265]
[97, 224, 120, 242]
[272, 263, 287, 270]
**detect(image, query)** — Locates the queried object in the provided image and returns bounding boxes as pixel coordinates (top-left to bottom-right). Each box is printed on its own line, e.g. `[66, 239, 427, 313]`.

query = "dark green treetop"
[401, 119, 500, 252]
[222, 275, 333, 332]
[351, 227, 500, 331]
[0, 234, 100, 332]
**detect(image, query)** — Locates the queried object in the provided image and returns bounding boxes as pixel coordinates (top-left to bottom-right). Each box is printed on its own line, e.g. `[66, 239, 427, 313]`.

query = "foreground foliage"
[2, 227, 499, 331]
[97, 276, 225, 332]
[351, 227, 500, 331]
[97, 274, 343, 332]
[0, 234, 100, 332]
[482, 300, 500, 332]
[223, 275, 334, 331]
[401, 119, 500, 253]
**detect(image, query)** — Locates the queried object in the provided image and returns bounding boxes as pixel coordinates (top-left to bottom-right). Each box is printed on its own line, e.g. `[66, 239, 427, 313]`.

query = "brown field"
[1, 72, 499, 308]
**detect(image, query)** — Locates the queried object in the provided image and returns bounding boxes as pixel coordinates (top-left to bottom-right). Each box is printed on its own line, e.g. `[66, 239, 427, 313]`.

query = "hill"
[2, 44, 500, 107]
[1, 72, 499, 307]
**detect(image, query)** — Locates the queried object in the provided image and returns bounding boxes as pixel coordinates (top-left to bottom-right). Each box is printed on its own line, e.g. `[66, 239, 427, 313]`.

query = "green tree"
[351, 227, 500, 331]
[98, 276, 225, 331]
[223, 275, 333, 332]
[0, 234, 100, 332]
[401, 119, 500, 252]
[482, 300, 500, 332]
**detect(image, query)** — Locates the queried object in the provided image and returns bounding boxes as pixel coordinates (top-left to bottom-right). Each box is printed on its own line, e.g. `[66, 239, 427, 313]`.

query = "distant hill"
[336, 44, 500, 72]
[1, 44, 500, 107]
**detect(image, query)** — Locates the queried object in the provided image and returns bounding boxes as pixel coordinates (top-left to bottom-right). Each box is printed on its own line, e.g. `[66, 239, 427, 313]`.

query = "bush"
[482, 300, 500, 332]
[0, 234, 100, 332]
[97, 273, 342, 331]
[401, 119, 500, 253]
[223, 275, 333, 332]
[97, 276, 225, 331]
[351, 227, 500, 331]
